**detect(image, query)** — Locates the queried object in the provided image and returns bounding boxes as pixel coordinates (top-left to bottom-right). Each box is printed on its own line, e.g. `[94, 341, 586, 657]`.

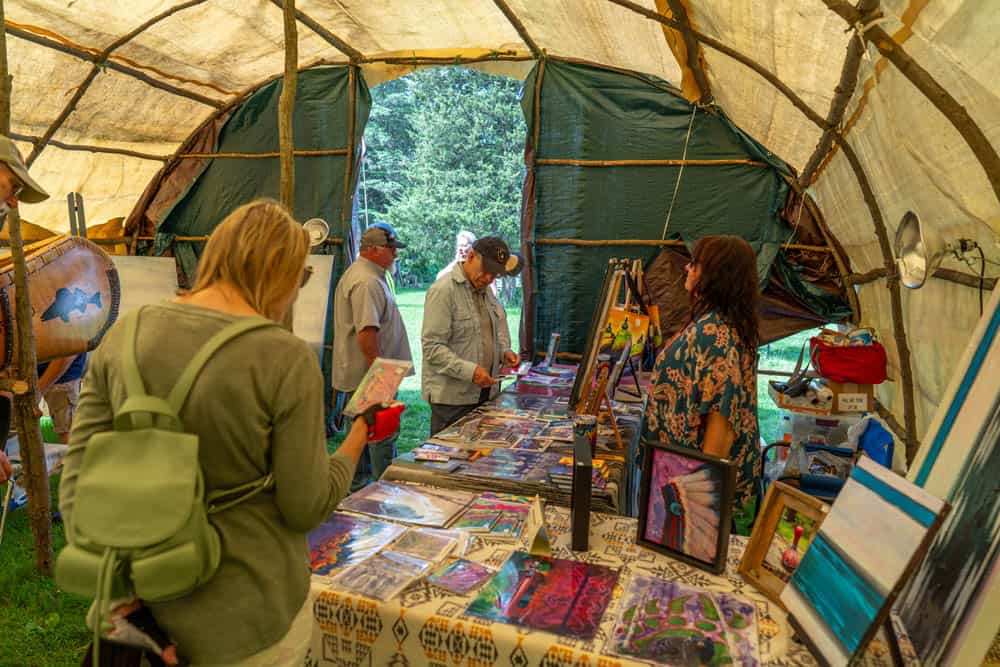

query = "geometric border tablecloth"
[307, 507, 918, 667]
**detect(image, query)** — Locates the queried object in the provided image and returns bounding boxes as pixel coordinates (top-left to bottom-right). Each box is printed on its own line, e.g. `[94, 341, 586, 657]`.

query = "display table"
[305, 506, 915, 666]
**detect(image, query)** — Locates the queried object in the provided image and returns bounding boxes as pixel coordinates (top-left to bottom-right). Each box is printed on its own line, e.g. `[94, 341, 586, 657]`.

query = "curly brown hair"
[688, 235, 761, 349]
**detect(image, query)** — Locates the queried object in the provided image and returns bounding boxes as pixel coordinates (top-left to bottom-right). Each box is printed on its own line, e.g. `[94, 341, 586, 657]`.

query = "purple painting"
[644, 448, 724, 564]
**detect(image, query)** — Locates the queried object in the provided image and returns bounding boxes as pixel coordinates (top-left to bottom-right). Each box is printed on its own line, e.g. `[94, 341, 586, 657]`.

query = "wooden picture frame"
[738, 481, 830, 610]
[636, 438, 736, 574]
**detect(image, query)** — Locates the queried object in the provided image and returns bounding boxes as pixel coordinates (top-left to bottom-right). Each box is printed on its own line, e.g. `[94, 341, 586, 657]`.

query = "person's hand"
[0, 451, 11, 484]
[472, 366, 494, 388]
[503, 350, 520, 367]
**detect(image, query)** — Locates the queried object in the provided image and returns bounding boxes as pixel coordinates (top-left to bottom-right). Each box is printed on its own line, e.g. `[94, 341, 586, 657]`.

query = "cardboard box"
[827, 380, 874, 413]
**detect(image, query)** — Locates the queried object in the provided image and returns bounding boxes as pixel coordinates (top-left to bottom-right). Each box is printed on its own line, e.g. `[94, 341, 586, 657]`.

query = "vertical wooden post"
[341, 64, 357, 232]
[277, 0, 297, 212]
[521, 57, 546, 358]
[0, 0, 53, 574]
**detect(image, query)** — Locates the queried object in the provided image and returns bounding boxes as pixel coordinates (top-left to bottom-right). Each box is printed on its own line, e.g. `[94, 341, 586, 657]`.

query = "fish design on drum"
[41, 287, 103, 322]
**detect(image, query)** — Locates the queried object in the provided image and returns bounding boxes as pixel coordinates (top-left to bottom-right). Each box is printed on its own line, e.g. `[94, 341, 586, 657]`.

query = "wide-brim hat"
[0, 135, 49, 203]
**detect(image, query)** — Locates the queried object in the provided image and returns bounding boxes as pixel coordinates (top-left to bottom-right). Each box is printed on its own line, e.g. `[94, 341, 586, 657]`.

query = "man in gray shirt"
[422, 237, 522, 435]
[333, 221, 411, 489]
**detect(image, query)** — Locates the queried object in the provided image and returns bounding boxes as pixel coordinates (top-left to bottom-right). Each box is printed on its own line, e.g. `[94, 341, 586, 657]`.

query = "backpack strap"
[166, 316, 277, 415]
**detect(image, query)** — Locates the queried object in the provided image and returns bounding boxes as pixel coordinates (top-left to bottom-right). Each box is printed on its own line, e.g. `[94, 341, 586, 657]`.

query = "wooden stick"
[177, 148, 348, 159]
[13, 235, 346, 247]
[846, 266, 996, 291]
[364, 53, 534, 66]
[536, 157, 767, 167]
[821, 0, 1000, 206]
[0, 0, 53, 576]
[663, 0, 712, 104]
[492, 0, 542, 57]
[277, 0, 297, 212]
[342, 64, 357, 228]
[5, 24, 224, 109]
[533, 237, 832, 252]
[270, 0, 364, 62]
[798, 0, 877, 187]
[521, 58, 546, 358]
[11, 132, 168, 162]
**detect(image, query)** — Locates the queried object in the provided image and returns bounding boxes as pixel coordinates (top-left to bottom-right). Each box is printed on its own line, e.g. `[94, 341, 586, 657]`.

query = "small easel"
[610, 259, 647, 399]
[577, 364, 624, 450]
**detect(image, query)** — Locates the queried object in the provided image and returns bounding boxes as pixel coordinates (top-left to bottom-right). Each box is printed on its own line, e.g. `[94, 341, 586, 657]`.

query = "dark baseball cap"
[360, 221, 407, 249]
[473, 236, 523, 276]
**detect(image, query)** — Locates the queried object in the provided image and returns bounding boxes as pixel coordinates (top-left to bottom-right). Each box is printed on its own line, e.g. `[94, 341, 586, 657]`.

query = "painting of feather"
[638, 441, 735, 573]
[780, 457, 947, 667]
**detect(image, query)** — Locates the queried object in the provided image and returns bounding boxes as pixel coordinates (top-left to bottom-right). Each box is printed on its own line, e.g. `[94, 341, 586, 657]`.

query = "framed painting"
[894, 285, 1000, 666]
[738, 482, 830, 609]
[636, 439, 736, 574]
[780, 457, 948, 667]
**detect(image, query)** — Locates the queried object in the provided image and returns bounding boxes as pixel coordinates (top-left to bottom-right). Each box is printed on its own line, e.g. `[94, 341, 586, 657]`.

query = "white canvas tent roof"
[5, 0, 1000, 453]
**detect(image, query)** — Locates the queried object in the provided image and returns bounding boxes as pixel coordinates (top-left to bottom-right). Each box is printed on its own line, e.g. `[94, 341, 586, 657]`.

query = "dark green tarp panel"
[520, 59, 793, 355]
[155, 66, 370, 410]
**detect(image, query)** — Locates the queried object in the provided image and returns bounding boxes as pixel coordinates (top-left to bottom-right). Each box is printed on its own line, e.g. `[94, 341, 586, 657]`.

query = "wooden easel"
[578, 364, 624, 450]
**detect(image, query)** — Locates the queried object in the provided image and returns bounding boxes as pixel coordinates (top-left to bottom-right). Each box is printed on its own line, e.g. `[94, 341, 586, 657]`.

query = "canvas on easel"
[569, 258, 626, 410]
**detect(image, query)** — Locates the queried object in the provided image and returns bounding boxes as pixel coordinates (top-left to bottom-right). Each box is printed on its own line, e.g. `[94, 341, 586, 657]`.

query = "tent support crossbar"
[491, 0, 542, 58]
[536, 157, 767, 167]
[821, 0, 1000, 207]
[846, 266, 996, 291]
[661, 0, 712, 103]
[4, 24, 223, 109]
[533, 237, 832, 252]
[270, 0, 364, 62]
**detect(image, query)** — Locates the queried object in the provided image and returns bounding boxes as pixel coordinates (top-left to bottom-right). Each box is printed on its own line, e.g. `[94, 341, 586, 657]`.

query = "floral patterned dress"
[643, 311, 761, 512]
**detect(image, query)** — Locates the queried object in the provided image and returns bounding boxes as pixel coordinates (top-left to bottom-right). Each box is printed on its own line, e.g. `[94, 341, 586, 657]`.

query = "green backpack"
[55, 307, 277, 657]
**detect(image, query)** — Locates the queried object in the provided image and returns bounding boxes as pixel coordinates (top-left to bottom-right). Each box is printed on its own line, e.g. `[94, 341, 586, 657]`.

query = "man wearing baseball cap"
[422, 236, 523, 435]
[332, 221, 412, 489]
[0, 135, 50, 483]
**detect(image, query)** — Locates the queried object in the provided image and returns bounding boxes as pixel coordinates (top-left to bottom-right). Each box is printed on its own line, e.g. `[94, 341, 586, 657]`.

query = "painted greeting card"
[426, 558, 496, 595]
[465, 551, 618, 639]
[308, 512, 406, 577]
[330, 553, 421, 601]
[717, 593, 761, 667]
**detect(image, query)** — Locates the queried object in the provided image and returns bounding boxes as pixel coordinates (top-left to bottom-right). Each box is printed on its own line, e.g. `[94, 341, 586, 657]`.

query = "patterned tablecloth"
[306, 506, 916, 667]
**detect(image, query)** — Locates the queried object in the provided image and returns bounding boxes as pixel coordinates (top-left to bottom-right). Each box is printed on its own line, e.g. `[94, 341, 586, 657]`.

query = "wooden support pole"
[536, 157, 767, 168]
[846, 266, 996, 291]
[0, 0, 52, 575]
[533, 237, 832, 253]
[821, 0, 1000, 206]
[492, 0, 542, 58]
[277, 0, 297, 212]
[521, 57, 546, 358]
[342, 65, 357, 228]
[662, 0, 712, 103]
[270, 0, 364, 62]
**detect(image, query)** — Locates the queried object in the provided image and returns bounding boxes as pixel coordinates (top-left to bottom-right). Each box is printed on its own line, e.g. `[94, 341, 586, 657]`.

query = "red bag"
[809, 337, 887, 384]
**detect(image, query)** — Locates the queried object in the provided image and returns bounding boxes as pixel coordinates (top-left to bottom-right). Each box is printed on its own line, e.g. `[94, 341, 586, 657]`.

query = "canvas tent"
[4, 0, 999, 661]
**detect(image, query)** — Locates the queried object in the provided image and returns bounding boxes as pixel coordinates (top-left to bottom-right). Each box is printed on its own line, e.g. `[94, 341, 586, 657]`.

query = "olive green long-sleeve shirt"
[59, 302, 355, 663]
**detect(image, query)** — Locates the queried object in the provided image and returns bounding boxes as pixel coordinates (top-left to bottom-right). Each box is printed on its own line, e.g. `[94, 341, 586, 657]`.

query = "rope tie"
[661, 105, 698, 240]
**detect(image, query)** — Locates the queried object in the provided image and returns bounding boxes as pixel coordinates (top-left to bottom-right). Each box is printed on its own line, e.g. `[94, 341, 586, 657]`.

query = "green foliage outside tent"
[359, 67, 526, 304]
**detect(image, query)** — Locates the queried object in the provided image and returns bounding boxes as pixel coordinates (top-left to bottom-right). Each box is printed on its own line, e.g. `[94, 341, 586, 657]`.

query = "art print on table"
[637, 440, 735, 574]
[337, 481, 475, 528]
[464, 551, 618, 639]
[717, 592, 761, 667]
[330, 553, 421, 601]
[426, 558, 496, 595]
[343, 357, 412, 417]
[390, 528, 457, 563]
[308, 512, 406, 577]
[738, 482, 829, 609]
[606, 575, 729, 665]
[780, 457, 947, 667]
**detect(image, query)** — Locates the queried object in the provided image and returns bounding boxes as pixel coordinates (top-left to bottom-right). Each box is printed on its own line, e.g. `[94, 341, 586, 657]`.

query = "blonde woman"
[60, 199, 374, 666]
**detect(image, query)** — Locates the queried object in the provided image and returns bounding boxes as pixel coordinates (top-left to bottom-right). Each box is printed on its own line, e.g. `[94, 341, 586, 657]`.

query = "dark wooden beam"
[822, 0, 1000, 206]
[492, 0, 542, 58]
[5, 25, 223, 109]
[663, 0, 712, 103]
[846, 266, 997, 291]
[270, 0, 364, 62]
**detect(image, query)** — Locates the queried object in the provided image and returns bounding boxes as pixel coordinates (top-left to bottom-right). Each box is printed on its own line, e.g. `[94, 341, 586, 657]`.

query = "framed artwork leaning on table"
[738, 482, 830, 609]
[637, 439, 735, 574]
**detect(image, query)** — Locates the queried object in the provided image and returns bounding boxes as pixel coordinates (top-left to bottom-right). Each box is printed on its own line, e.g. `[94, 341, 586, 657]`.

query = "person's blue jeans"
[351, 433, 398, 492]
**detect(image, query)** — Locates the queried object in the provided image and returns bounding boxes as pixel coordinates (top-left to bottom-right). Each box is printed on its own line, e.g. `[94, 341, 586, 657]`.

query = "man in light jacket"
[422, 237, 522, 435]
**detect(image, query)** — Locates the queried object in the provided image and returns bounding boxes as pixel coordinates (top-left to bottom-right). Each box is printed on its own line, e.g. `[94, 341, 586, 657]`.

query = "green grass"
[756, 327, 822, 444]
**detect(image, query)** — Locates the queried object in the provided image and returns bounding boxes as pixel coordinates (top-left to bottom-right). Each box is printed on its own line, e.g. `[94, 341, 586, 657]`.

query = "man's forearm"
[357, 327, 380, 367]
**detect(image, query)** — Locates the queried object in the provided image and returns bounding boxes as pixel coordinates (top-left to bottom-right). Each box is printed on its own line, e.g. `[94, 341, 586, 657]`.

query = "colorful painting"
[640, 444, 734, 571]
[465, 551, 618, 639]
[390, 528, 458, 563]
[308, 512, 406, 577]
[598, 308, 650, 361]
[606, 575, 734, 666]
[717, 593, 761, 667]
[459, 448, 560, 483]
[760, 508, 818, 583]
[427, 559, 496, 595]
[337, 481, 475, 528]
[330, 553, 423, 601]
[343, 357, 412, 417]
[780, 457, 947, 666]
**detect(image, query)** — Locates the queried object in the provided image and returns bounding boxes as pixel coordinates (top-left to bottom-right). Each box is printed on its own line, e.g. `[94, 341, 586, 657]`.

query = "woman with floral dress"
[643, 235, 762, 518]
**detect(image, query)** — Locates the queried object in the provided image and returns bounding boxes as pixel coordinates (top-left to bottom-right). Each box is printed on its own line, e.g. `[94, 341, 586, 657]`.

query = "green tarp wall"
[520, 59, 795, 355]
[154, 66, 370, 406]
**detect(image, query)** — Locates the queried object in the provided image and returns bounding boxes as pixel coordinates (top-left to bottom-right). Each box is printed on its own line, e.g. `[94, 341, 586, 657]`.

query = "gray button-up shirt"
[421, 262, 513, 406]
[332, 256, 411, 392]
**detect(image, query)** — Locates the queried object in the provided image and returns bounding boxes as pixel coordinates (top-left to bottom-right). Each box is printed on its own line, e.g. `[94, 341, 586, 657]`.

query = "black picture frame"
[636, 438, 736, 574]
[569, 259, 626, 410]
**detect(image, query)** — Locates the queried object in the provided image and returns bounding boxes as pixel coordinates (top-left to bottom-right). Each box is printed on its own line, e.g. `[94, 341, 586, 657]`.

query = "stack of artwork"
[426, 558, 496, 595]
[605, 573, 760, 666]
[458, 448, 562, 483]
[779, 457, 947, 666]
[337, 481, 475, 528]
[465, 551, 619, 639]
[308, 513, 406, 579]
[342, 357, 412, 417]
[452, 492, 533, 540]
